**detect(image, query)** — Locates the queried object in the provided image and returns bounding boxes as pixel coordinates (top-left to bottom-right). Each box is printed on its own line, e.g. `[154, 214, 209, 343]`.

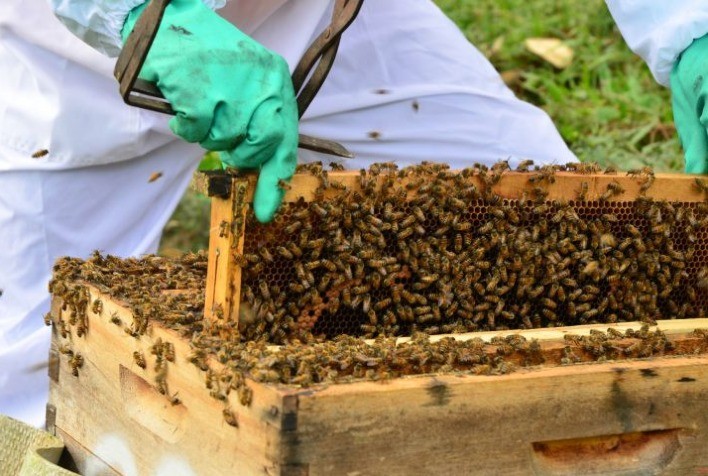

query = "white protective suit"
[0, 0, 702, 438]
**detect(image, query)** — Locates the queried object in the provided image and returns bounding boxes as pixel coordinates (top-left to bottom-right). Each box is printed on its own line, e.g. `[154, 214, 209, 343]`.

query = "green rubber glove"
[122, 0, 298, 223]
[670, 34, 708, 175]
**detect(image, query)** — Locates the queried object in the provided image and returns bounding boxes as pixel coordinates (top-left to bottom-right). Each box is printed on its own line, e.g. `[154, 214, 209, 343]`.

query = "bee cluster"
[185, 325, 708, 389]
[50, 251, 206, 340]
[239, 161, 708, 343]
[47, 162, 708, 420]
[48, 248, 708, 418]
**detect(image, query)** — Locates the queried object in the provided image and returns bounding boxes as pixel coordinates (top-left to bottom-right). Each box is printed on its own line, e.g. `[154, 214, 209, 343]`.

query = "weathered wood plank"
[197, 171, 707, 204]
[50, 290, 288, 476]
[386, 318, 708, 345]
[49, 287, 708, 475]
[278, 171, 705, 203]
[292, 356, 708, 475]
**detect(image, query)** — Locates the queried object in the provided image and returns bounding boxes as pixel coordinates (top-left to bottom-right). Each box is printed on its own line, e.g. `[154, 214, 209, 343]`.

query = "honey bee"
[284, 221, 303, 234]
[69, 353, 84, 377]
[133, 351, 147, 369]
[258, 247, 274, 263]
[599, 180, 625, 201]
[215, 220, 231, 240]
[223, 407, 239, 427]
[164, 342, 176, 363]
[516, 159, 535, 172]
[694, 178, 708, 193]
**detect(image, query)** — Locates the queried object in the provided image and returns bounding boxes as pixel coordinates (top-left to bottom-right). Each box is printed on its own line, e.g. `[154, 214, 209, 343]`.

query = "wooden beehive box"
[48, 168, 708, 475]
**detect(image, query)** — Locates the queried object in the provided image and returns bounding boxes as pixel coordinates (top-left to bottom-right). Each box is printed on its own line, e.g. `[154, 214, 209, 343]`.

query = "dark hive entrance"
[239, 162, 708, 344]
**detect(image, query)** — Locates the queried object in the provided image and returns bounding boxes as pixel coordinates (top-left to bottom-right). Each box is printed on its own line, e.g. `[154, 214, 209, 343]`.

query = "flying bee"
[368, 131, 382, 140]
[32, 149, 49, 158]
[148, 172, 163, 183]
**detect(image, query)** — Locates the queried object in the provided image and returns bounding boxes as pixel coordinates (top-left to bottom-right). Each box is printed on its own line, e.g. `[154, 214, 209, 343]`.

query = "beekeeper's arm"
[48, 0, 298, 223]
[606, 1, 708, 173]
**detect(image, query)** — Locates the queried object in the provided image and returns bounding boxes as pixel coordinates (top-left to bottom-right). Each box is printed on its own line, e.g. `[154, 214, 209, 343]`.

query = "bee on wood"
[218, 220, 230, 238]
[88, 298, 103, 315]
[577, 182, 589, 201]
[577, 162, 602, 174]
[639, 174, 655, 194]
[599, 180, 625, 201]
[164, 342, 176, 363]
[278, 179, 292, 191]
[223, 407, 239, 427]
[133, 351, 147, 369]
[516, 159, 535, 172]
[69, 353, 84, 377]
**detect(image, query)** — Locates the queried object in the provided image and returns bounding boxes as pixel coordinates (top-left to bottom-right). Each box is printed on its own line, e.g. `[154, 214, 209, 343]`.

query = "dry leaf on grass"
[524, 37, 574, 69]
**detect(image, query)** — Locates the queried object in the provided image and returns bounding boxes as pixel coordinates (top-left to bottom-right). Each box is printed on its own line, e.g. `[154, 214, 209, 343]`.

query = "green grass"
[159, 0, 683, 253]
[435, 0, 681, 171]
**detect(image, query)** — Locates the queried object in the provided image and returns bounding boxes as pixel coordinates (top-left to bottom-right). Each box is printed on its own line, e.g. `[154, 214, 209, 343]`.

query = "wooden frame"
[47, 169, 708, 474]
[49, 287, 708, 475]
[200, 170, 707, 332]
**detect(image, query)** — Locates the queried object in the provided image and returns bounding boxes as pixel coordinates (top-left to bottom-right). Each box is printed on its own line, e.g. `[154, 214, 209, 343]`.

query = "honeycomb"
[238, 162, 708, 344]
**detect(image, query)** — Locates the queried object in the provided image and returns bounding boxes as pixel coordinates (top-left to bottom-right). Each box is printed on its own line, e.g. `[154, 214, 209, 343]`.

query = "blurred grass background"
[159, 0, 681, 254]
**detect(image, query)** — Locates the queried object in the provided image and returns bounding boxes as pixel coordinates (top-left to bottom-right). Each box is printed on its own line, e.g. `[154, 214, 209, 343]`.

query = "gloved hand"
[122, 0, 298, 223]
[671, 34, 708, 175]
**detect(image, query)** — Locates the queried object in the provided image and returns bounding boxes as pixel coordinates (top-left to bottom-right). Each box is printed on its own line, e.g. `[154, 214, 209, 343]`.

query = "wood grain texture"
[50, 289, 289, 476]
[50, 289, 708, 475]
[291, 356, 708, 475]
[274, 171, 705, 203]
[196, 171, 707, 204]
[204, 177, 249, 335]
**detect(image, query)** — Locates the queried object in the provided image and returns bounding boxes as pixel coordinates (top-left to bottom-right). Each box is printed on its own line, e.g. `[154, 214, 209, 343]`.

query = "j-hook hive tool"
[115, 0, 364, 158]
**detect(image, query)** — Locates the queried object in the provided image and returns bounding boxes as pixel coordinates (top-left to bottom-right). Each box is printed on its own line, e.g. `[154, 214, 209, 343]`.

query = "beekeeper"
[0, 0, 704, 429]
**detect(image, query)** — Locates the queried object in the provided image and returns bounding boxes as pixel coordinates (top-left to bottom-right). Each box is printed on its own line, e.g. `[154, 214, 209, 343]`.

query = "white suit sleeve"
[48, 0, 228, 57]
[605, 0, 708, 87]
